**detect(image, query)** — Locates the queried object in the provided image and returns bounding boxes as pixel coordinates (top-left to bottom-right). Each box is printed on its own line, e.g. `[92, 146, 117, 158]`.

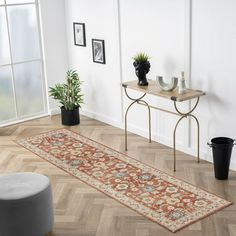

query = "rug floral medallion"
[17, 129, 232, 232]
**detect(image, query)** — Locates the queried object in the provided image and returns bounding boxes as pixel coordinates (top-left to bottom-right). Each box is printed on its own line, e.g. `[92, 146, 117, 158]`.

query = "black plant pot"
[133, 61, 150, 86]
[61, 106, 80, 126]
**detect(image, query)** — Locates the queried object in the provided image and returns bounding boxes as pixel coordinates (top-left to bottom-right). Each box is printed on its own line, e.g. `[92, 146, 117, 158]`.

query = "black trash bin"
[208, 137, 235, 180]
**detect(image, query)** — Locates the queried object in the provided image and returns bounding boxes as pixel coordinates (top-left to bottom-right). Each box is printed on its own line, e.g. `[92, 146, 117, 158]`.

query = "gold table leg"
[173, 97, 200, 171]
[123, 85, 201, 172]
[123, 87, 151, 151]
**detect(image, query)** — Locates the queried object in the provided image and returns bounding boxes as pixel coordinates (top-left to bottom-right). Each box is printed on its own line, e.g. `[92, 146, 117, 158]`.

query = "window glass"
[7, 4, 40, 62]
[0, 7, 11, 65]
[13, 61, 45, 116]
[0, 66, 16, 122]
[0, 1, 46, 125]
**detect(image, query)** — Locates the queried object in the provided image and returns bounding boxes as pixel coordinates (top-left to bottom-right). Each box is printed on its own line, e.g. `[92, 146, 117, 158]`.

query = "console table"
[122, 80, 206, 171]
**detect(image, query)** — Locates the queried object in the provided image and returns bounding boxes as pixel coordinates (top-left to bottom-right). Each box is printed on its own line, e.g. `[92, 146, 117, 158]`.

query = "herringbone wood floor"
[0, 115, 236, 236]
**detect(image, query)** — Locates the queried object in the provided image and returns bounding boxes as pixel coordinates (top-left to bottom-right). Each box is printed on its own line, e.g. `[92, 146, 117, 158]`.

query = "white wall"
[64, 0, 123, 127]
[64, 0, 188, 146]
[119, 0, 187, 149]
[191, 0, 236, 169]
[38, 0, 68, 113]
[63, 0, 236, 170]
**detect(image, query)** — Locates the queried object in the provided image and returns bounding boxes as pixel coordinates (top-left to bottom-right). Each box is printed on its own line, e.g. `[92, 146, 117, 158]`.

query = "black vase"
[61, 106, 80, 126]
[133, 61, 150, 86]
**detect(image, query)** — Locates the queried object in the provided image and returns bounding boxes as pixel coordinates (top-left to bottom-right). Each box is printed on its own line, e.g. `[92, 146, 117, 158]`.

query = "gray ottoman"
[0, 172, 54, 236]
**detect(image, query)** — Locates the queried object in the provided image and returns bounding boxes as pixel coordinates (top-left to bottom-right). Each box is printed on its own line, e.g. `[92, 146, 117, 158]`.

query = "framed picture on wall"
[73, 22, 86, 46]
[92, 39, 106, 64]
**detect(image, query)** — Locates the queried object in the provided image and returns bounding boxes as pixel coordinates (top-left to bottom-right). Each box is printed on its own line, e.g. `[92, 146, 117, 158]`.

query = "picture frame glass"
[94, 41, 103, 62]
[74, 23, 86, 46]
[92, 39, 105, 64]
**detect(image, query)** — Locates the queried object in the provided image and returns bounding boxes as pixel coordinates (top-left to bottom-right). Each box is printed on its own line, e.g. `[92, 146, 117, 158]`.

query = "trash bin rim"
[208, 137, 236, 148]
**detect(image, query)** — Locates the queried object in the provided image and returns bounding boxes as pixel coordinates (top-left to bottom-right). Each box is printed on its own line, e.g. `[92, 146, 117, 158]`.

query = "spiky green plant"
[49, 70, 84, 110]
[132, 52, 150, 62]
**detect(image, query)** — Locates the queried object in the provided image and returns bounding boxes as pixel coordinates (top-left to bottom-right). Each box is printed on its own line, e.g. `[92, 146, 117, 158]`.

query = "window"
[0, 0, 47, 125]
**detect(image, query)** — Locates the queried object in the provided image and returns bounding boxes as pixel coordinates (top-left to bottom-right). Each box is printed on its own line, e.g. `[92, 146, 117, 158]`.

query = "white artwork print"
[74, 24, 85, 45]
[94, 42, 103, 62]
[92, 39, 105, 64]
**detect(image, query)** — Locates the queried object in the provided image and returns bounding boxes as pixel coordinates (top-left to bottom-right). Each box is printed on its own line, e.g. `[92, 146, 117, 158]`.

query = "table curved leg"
[125, 100, 138, 151]
[174, 97, 200, 116]
[173, 97, 200, 171]
[188, 114, 200, 163]
[139, 100, 151, 143]
[124, 87, 146, 101]
[124, 88, 151, 151]
[173, 115, 187, 171]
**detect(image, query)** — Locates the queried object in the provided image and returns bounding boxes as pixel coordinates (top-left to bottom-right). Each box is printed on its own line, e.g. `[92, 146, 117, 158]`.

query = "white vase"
[178, 71, 186, 94]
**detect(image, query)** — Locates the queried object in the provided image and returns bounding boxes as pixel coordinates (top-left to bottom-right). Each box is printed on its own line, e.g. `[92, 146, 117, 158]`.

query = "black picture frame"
[92, 39, 106, 64]
[73, 22, 86, 47]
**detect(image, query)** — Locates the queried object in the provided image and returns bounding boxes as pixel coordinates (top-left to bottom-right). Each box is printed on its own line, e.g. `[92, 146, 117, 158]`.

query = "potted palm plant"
[49, 70, 83, 125]
[133, 52, 151, 86]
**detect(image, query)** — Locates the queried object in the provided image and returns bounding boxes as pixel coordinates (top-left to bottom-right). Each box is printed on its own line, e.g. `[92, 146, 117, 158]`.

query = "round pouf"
[0, 172, 54, 236]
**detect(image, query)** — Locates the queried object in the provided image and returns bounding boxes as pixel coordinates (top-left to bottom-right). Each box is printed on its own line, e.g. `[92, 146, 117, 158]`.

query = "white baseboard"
[123, 123, 236, 170]
[51, 107, 236, 171]
[50, 107, 61, 115]
[230, 159, 236, 171]
[81, 109, 123, 129]
[0, 113, 49, 128]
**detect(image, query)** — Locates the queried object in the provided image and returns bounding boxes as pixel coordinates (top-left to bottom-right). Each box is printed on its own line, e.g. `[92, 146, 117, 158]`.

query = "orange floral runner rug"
[17, 129, 232, 233]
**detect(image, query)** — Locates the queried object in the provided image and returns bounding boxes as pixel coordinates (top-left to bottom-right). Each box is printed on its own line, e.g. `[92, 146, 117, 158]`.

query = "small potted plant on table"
[133, 52, 151, 86]
[49, 70, 83, 125]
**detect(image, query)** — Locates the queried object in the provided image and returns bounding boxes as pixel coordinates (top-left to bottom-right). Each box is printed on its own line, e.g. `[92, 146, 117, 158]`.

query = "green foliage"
[132, 52, 150, 62]
[49, 70, 84, 110]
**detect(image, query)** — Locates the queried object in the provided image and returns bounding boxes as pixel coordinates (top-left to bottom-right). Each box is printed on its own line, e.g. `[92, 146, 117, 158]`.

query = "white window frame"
[0, 0, 49, 127]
